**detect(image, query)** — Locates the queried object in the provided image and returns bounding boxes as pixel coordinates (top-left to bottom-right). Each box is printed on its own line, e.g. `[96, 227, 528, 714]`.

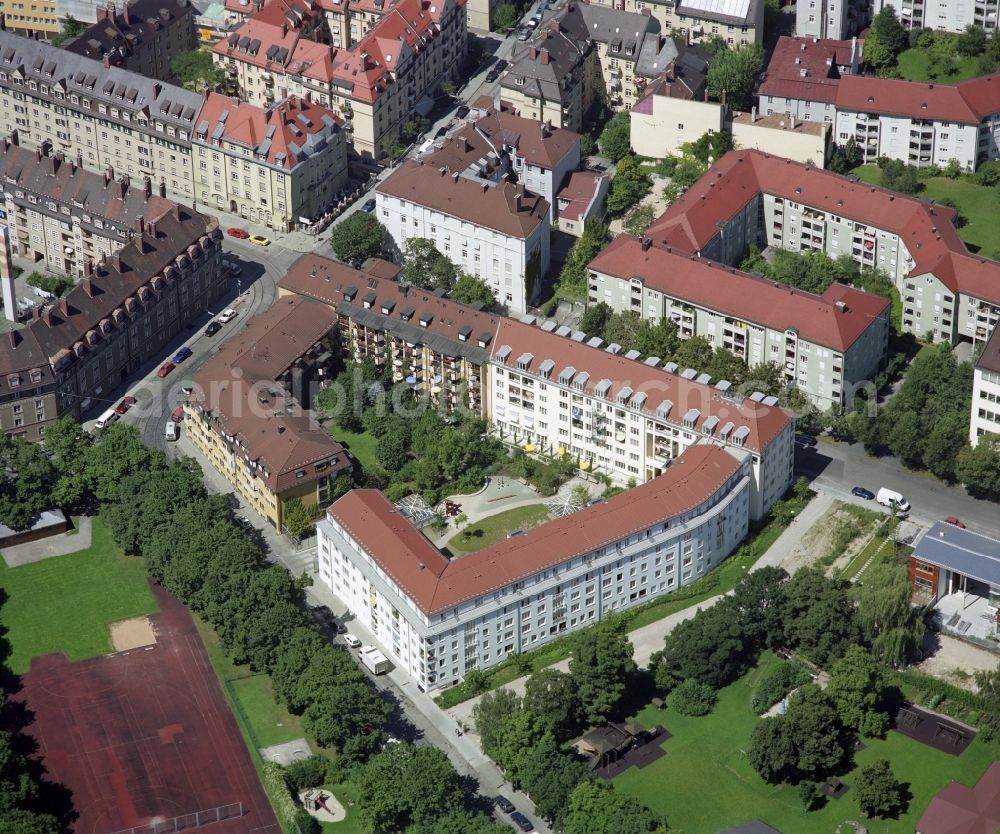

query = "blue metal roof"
[913, 522, 1000, 587]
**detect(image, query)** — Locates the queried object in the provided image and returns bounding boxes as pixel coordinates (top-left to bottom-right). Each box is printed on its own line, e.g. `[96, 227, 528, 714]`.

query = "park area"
[612, 652, 1000, 834]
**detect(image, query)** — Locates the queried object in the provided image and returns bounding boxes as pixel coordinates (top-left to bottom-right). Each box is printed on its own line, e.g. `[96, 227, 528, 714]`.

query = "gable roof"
[759, 35, 858, 104]
[835, 74, 981, 123]
[326, 443, 743, 615]
[916, 760, 1000, 834]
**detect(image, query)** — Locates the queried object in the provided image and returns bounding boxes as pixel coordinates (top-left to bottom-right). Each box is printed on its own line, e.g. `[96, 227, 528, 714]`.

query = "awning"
[580, 460, 591, 471]
[415, 95, 434, 117]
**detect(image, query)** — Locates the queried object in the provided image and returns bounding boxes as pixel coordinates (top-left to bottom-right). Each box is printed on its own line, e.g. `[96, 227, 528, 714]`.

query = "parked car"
[795, 433, 817, 447]
[156, 361, 175, 378]
[223, 259, 242, 276]
[456, 105, 470, 118]
[171, 406, 185, 422]
[204, 321, 222, 336]
[226, 227, 249, 238]
[359, 198, 376, 213]
[851, 486, 875, 500]
[486, 68, 500, 82]
[526, 17, 538, 27]
[343, 633, 362, 648]
[218, 308, 238, 323]
[172, 346, 193, 363]
[494, 796, 515, 814]
[434, 126, 449, 139]
[249, 234, 271, 246]
[945, 516, 967, 528]
[234, 516, 253, 532]
[510, 811, 534, 832]
[114, 395, 137, 415]
[516, 26, 531, 40]
[164, 420, 180, 442]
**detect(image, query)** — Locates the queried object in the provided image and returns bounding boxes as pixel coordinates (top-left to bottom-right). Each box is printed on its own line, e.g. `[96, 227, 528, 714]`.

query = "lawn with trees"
[171, 49, 226, 90]
[445, 504, 551, 554]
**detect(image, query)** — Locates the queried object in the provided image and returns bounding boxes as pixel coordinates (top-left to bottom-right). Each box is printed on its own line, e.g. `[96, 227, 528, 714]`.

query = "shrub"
[667, 679, 718, 716]
[294, 808, 321, 834]
[284, 755, 330, 793]
[750, 662, 811, 715]
[26, 271, 74, 297]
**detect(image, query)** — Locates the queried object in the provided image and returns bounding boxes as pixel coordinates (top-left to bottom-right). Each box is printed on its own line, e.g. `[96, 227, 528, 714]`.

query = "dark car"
[456, 105, 469, 119]
[852, 486, 875, 501]
[360, 198, 376, 213]
[435, 126, 449, 139]
[172, 346, 193, 363]
[510, 812, 533, 832]
[494, 796, 515, 814]
[204, 321, 223, 337]
[795, 433, 817, 447]
[486, 68, 500, 82]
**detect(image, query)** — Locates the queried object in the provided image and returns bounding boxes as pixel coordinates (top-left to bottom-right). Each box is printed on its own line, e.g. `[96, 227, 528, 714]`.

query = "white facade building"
[872, 0, 999, 32]
[376, 161, 551, 315]
[318, 443, 752, 692]
[796, 0, 864, 39]
[971, 325, 1000, 445]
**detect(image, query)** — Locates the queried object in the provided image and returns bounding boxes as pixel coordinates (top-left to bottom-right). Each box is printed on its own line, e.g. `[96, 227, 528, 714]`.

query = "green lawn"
[896, 48, 982, 83]
[332, 427, 379, 474]
[0, 518, 158, 673]
[613, 652, 1000, 834]
[194, 616, 369, 834]
[445, 504, 551, 554]
[852, 165, 1000, 254]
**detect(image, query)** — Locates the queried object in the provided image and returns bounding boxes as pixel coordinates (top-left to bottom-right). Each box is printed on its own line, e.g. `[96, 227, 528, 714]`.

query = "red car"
[156, 361, 175, 378]
[171, 406, 185, 422]
[945, 516, 967, 528]
[226, 227, 249, 239]
[114, 395, 137, 415]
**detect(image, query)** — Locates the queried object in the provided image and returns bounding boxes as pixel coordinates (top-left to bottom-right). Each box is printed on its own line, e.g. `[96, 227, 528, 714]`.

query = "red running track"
[18, 583, 280, 834]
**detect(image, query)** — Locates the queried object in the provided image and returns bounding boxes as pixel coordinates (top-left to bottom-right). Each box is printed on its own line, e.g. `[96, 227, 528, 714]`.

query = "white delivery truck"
[164, 420, 180, 442]
[360, 646, 391, 675]
[876, 488, 910, 514]
[95, 409, 119, 429]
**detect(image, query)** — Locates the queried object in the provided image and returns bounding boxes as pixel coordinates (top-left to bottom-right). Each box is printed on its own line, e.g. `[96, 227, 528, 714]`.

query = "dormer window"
[7, 374, 20, 388]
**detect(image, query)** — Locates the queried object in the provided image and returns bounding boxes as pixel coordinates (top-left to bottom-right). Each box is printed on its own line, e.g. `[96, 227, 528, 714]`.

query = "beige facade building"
[730, 110, 830, 168]
[192, 93, 347, 231]
[0, 134, 176, 277]
[186, 294, 353, 532]
[0, 3, 59, 37]
[278, 253, 500, 416]
[0, 201, 225, 441]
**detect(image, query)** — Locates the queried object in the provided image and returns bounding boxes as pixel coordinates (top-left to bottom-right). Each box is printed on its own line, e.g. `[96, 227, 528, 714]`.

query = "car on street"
[226, 227, 249, 238]
[526, 16, 538, 27]
[218, 308, 238, 323]
[344, 633, 362, 648]
[456, 105, 469, 118]
[249, 234, 271, 246]
[171, 346, 193, 363]
[945, 516, 967, 528]
[234, 516, 253, 532]
[171, 406, 185, 422]
[204, 320, 222, 336]
[434, 126, 449, 139]
[223, 259, 242, 276]
[851, 486, 875, 501]
[795, 433, 817, 447]
[360, 198, 377, 213]
[114, 395, 137, 415]
[156, 361, 175, 378]
[494, 796, 515, 814]
[486, 68, 500, 82]
[516, 26, 531, 40]
[510, 811, 533, 831]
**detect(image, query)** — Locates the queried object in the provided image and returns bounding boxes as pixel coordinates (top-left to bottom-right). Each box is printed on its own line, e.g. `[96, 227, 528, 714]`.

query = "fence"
[107, 803, 244, 834]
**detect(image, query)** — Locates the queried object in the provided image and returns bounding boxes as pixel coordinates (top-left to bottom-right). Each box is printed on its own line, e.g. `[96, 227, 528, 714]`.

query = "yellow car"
[249, 234, 272, 246]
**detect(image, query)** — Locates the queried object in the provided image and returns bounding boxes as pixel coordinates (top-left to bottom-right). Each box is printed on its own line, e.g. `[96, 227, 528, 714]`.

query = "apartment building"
[0, 1, 60, 37]
[318, 442, 752, 691]
[375, 160, 550, 314]
[487, 316, 795, 518]
[62, 0, 197, 82]
[730, 109, 830, 167]
[970, 324, 1000, 445]
[186, 295, 353, 531]
[0, 135, 180, 276]
[0, 201, 225, 441]
[646, 150, 1000, 347]
[213, 0, 468, 158]
[872, 0, 998, 32]
[419, 99, 590, 225]
[192, 93, 347, 231]
[592, 0, 763, 47]
[796, 0, 865, 39]
[588, 235, 889, 409]
[758, 35, 861, 124]
[500, 2, 675, 131]
[278, 253, 499, 415]
[629, 46, 719, 159]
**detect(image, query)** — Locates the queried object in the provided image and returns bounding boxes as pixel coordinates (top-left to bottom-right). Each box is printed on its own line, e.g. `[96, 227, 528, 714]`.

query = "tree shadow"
[611, 668, 658, 721]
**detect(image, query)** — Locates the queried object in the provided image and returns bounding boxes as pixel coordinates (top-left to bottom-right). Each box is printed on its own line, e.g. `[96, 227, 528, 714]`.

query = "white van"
[876, 488, 910, 513]
[164, 420, 179, 442]
[95, 409, 119, 429]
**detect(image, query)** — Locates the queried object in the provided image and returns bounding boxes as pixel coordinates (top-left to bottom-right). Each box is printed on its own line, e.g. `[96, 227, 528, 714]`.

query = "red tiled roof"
[327, 444, 743, 615]
[556, 169, 603, 221]
[588, 235, 889, 352]
[835, 74, 980, 123]
[917, 761, 1000, 834]
[759, 35, 857, 104]
[491, 317, 792, 453]
[646, 150, 1000, 304]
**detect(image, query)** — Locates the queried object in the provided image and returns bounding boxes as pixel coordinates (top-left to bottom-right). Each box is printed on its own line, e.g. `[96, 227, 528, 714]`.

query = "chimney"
[144, 176, 152, 200]
[540, 48, 550, 65]
[282, 21, 287, 36]
[35, 146, 42, 163]
[664, 63, 674, 81]
[152, 82, 161, 97]
[0, 12, 6, 31]
[7, 330, 18, 348]
[641, 237, 651, 251]
[721, 89, 727, 107]
[112, 253, 122, 272]
[103, 55, 112, 69]
[76, 150, 83, 170]
[751, 105, 758, 122]
[135, 215, 145, 236]
[158, 181, 167, 198]
[451, 172, 459, 183]
[122, 1, 130, 23]
[148, 220, 157, 237]
[790, 115, 795, 129]
[82, 278, 96, 297]
[529, 47, 537, 60]
[9, 129, 17, 147]
[104, 167, 113, 187]
[48, 154, 59, 176]
[84, 259, 93, 277]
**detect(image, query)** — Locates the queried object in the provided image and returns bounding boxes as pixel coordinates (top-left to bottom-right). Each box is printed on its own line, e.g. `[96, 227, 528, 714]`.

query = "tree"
[171, 50, 225, 90]
[562, 781, 668, 834]
[555, 220, 610, 297]
[782, 568, 859, 667]
[381, 135, 405, 162]
[409, 810, 508, 834]
[331, 213, 387, 266]
[356, 744, 462, 833]
[580, 302, 613, 337]
[451, 272, 497, 308]
[865, 7, 908, 71]
[400, 238, 457, 292]
[877, 157, 921, 194]
[606, 155, 652, 217]
[473, 687, 522, 758]
[785, 684, 847, 779]
[598, 112, 632, 162]
[0, 437, 56, 530]
[706, 43, 764, 110]
[854, 759, 904, 818]
[522, 669, 581, 742]
[282, 497, 316, 539]
[682, 130, 734, 165]
[518, 737, 588, 824]
[50, 14, 85, 46]
[667, 679, 718, 716]
[624, 205, 655, 237]
[956, 435, 1000, 500]
[0, 810, 61, 834]
[853, 562, 924, 667]
[492, 3, 520, 30]
[492, 710, 548, 786]
[747, 716, 798, 784]
[957, 24, 988, 56]
[569, 621, 635, 723]
[826, 646, 890, 738]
